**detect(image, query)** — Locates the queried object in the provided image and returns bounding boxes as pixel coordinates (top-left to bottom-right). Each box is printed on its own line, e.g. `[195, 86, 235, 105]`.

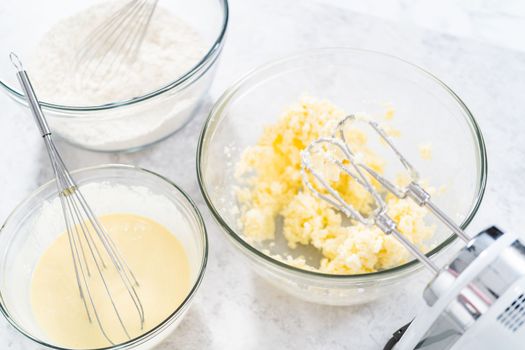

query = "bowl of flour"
[0, 0, 228, 151]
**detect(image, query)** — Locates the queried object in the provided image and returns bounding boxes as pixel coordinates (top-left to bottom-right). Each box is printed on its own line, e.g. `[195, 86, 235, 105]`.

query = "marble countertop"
[2, 0, 525, 349]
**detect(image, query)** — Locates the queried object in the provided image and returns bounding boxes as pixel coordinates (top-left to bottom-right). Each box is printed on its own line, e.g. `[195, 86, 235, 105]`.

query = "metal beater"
[76, 0, 159, 80]
[301, 114, 470, 273]
[302, 115, 525, 349]
[10, 53, 144, 345]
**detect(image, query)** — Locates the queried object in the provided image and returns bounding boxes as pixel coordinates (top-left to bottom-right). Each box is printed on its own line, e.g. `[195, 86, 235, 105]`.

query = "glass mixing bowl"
[0, 164, 208, 350]
[197, 48, 487, 305]
[0, 0, 228, 152]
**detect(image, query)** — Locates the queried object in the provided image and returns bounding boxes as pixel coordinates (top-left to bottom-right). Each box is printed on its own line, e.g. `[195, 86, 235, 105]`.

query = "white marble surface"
[2, 0, 525, 349]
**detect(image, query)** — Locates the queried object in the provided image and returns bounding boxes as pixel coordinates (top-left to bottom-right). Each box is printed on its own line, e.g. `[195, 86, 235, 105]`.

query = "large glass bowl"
[0, 164, 208, 350]
[197, 48, 487, 305]
[0, 0, 228, 152]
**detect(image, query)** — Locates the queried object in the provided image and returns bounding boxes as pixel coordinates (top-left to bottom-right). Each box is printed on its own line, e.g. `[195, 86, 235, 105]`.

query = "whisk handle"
[10, 53, 51, 137]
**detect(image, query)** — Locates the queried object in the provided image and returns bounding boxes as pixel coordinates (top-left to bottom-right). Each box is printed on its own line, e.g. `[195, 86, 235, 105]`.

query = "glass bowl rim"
[0, 0, 229, 113]
[0, 164, 209, 350]
[196, 47, 488, 282]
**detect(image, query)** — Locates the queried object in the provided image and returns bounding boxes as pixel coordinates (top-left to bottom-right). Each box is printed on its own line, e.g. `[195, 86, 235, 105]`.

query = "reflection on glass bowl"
[197, 48, 487, 305]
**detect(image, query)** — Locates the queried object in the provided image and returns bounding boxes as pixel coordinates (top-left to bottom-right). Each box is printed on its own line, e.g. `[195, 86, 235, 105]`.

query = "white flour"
[28, 1, 209, 150]
[30, 1, 206, 106]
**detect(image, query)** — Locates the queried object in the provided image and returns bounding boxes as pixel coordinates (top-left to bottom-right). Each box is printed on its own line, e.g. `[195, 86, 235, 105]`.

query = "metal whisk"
[10, 53, 144, 345]
[76, 0, 159, 80]
[301, 115, 471, 275]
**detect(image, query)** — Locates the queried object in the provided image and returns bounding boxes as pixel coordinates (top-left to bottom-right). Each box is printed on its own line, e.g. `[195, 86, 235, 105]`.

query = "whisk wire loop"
[75, 0, 159, 82]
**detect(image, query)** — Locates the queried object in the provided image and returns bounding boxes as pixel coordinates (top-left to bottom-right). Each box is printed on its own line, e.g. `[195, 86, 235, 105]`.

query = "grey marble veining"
[1, 0, 525, 349]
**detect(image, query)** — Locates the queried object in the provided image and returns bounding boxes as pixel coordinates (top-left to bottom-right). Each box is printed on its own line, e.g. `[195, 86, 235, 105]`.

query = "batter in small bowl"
[31, 213, 190, 349]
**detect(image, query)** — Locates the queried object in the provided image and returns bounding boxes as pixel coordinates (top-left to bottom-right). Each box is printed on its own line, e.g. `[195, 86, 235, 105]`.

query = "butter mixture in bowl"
[234, 98, 435, 275]
[198, 48, 487, 305]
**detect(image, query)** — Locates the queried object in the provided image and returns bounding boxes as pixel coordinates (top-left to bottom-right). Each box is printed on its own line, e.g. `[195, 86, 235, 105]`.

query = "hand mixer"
[10, 53, 144, 345]
[302, 115, 525, 350]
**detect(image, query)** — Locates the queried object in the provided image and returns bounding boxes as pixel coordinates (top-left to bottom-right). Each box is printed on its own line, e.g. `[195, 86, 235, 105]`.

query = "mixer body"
[392, 227, 525, 350]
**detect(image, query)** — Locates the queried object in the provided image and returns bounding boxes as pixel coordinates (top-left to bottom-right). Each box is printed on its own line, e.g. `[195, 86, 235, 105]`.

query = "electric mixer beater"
[302, 115, 525, 350]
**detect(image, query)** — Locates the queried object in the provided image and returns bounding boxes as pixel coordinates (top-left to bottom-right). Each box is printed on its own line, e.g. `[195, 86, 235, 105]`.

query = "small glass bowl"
[0, 164, 208, 350]
[197, 48, 487, 305]
[0, 0, 229, 152]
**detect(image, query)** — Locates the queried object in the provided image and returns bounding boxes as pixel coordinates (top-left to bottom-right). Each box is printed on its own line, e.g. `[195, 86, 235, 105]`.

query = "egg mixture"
[31, 213, 190, 349]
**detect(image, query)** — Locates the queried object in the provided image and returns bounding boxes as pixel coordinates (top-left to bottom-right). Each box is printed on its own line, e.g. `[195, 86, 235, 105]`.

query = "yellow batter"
[31, 213, 190, 349]
[235, 97, 435, 274]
